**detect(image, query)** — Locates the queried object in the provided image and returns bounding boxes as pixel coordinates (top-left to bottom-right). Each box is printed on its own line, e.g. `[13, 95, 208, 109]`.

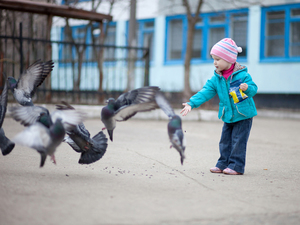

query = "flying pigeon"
[7, 59, 54, 106]
[64, 124, 108, 164]
[101, 86, 160, 141]
[56, 102, 108, 164]
[0, 75, 15, 155]
[155, 91, 186, 165]
[10, 104, 86, 167]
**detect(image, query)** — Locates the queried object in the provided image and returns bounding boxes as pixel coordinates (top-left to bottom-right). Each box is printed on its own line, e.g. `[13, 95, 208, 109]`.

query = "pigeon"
[101, 86, 160, 141]
[64, 124, 108, 164]
[10, 104, 86, 167]
[56, 102, 108, 164]
[7, 59, 54, 106]
[0, 75, 15, 156]
[155, 91, 186, 165]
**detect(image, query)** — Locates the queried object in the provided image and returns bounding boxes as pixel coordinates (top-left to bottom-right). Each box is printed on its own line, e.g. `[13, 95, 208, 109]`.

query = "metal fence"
[0, 23, 150, 105]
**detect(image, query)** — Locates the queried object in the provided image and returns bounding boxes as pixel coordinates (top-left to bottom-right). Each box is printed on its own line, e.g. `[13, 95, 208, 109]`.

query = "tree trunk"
[96, 22, 105, 103]
[182, 0, 203, 102]
[183, 21, 195, 101]
[127, 0, 137, 91]
[45, 14, 53, 102]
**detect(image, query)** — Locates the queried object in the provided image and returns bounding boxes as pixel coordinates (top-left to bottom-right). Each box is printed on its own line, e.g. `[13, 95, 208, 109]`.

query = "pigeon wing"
[155, 91, 175, 118]
[17, 60, 54, 98]
[55, 101, 75, 110]
[114, 101, 158, 121]
[12, 123, 51, 151]
[64, 135, 82, 153]
[66, 123, 91, 148]
[33, 60, 54, 90]
[9, 106, 49, 126]
[51, 109, 86, 132]
[77, 123, 90, 138]
[113, 86, 160, 121]
[115, 86, 160, 110]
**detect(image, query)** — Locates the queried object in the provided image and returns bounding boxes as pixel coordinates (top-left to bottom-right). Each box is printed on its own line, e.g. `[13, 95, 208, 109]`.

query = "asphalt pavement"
[0, 107, 299, 225]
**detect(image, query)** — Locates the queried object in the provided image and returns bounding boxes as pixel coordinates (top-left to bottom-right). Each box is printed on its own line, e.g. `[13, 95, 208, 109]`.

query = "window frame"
[260, 3, 300, 62]
[90, 22, 117, 62]
[59, 22, 117, 65]
[126, 18, 155, 63]
[164, 8, 249, 65]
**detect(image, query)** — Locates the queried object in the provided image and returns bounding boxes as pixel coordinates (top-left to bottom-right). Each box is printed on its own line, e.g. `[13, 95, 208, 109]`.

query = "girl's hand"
[180, 103, 191, 116]
[240, 83, 248, 91]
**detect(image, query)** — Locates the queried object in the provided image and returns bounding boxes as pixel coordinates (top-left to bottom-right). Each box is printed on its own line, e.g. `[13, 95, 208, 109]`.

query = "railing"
[0, 23, 150, 105]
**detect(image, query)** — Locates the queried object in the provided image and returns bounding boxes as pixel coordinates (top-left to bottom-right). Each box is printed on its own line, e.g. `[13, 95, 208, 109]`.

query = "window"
[167, 18, 184, 60]
[231, 13, 248, 57]
[127, 19, 155, 61]
[137, 19, 155, 61]
[165, 9, 248, 64]
[91, 23, 116, 61]
[104, 25, 116, 61]
[60, 22, 116, 62]
[261, 4, 300, 61]
[61, 25, 88, 62]
[192, 29, 202, 58]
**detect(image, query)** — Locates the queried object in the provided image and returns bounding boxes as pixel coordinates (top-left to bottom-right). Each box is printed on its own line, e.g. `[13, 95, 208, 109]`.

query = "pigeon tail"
[78, 131, 108, 164]
[79, 150, 105, 164]
[39, 152, 47, 167]
[92, 131, 108, 151]
[0, 138, 15, 156]
[180, 151, 185, 165]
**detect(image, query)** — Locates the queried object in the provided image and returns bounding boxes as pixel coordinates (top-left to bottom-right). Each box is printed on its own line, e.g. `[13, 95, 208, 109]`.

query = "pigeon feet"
[51, 155, 57, 164]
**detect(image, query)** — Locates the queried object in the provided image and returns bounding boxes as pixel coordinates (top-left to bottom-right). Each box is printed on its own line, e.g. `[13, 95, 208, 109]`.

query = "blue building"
[52, 0, 300, 109]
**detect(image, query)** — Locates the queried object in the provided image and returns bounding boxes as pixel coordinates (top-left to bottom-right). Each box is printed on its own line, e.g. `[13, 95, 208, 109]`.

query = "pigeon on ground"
[7, 59, 54, 106]
[0, 76, 15, 155]
[56, 102, 108, 164]
[155, 91, 186, 165]
[101, 86, 160, 141]
[10, 104, 85, 167]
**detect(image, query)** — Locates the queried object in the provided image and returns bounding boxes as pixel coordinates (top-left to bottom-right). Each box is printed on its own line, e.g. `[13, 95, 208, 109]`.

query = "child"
[180, 38, 258, 175]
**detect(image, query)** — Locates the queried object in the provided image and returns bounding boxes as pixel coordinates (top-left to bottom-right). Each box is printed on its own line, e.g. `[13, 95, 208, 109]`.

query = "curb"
[6, 103, 300, 121]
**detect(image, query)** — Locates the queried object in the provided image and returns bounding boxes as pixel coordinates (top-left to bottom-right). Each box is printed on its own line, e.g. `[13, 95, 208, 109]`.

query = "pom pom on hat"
[210, 38, 242, 63]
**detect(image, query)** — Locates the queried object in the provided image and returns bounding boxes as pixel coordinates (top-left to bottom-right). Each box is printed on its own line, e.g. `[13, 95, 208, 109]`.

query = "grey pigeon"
[64, 124, 108, 164]
[56, 102, 108, 164]
[0, 76, 15, 155]
[10, 104, 85, 167]
[155, 91, 186, 165]
[101, 86, 160, 141]
[7, 59, 54, 106]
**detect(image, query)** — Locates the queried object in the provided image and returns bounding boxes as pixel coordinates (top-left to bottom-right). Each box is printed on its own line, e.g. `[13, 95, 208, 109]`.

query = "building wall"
[52, 0, 300, 95]
[148, 3, 300, 93]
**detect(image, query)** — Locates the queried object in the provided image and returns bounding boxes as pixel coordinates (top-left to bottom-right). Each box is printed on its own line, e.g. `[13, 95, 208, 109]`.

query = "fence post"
[144, 35, 151, 87]
[144, 48, 150, 87]
[19, 22, 23, 74]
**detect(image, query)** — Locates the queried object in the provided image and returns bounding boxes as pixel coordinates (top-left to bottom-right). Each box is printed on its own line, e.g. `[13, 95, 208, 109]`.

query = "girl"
[180, 38, 258, 175]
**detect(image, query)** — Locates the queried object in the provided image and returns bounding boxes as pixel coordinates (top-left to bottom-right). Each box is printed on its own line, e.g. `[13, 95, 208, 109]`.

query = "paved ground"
[0, 113, 300, 225]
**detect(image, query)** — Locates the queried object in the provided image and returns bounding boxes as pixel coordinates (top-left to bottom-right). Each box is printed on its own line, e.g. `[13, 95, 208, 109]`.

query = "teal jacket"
[187, 63, 258, 123]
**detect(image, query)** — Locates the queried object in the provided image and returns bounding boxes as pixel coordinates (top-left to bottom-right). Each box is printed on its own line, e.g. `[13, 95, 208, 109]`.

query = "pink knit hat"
[210, 38, 243, 64]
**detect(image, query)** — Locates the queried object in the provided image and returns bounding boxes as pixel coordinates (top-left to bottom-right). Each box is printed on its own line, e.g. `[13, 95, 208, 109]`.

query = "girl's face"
[211, 55, 232, 72]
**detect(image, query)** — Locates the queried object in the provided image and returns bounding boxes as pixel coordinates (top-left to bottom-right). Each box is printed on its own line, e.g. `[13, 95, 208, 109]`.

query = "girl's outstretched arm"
[180, 103, 191, 116]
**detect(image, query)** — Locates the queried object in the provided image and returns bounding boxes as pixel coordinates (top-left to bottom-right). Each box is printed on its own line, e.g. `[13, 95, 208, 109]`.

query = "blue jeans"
[216, 118, 253, 174]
